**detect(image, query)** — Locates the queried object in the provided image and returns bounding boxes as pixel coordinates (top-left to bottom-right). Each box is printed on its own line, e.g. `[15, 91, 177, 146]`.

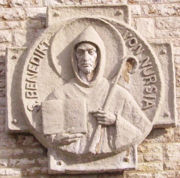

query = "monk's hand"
[91, 110, 116, 126]
[54, 133, 83, 146]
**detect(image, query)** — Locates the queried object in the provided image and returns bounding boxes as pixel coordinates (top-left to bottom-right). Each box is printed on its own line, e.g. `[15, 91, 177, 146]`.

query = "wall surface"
[0, 0, 180, 177]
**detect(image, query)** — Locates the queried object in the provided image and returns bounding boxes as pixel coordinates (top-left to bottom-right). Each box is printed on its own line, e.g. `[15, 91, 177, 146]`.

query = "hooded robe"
[42, 26, 152, 155]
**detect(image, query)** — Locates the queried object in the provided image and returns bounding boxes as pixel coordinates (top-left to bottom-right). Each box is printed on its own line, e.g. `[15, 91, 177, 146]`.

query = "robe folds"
[42, 77, 152, 155]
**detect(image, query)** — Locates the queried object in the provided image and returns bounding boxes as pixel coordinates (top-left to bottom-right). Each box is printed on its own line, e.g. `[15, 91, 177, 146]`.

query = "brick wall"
[0, 0, 180, 177]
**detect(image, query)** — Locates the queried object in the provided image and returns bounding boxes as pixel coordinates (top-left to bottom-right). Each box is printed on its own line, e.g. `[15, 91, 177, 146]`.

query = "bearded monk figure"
[42, 26, 151, 156]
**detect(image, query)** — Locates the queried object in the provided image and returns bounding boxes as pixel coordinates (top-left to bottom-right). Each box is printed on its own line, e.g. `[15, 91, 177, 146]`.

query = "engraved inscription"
[24, 40, 49, 111]
[123, 30, 158, 110]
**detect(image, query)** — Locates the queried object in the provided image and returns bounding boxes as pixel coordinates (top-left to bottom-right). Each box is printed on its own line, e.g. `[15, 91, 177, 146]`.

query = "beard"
[79, 66, 94, 74]
[78, 62, 96, 74]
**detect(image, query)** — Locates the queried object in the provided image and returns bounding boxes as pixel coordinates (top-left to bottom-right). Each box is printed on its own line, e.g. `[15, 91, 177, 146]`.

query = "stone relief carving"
[43, 26, 151, 156]
[6, 5, 176, 174]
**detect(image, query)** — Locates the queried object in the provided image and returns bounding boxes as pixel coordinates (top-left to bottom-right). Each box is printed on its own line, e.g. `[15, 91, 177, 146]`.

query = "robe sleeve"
[114, 91, 152, 152]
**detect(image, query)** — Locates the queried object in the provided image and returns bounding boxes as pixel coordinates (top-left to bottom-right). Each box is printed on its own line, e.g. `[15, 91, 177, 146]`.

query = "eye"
[76, 49, 84, 56]
[88, 49, 95, 55]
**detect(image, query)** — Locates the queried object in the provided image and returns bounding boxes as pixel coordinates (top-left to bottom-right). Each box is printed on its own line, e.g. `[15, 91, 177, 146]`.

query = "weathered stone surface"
[154, 171, 175, 178]
[8, 0, 43, 7]
[24, 147, 44, 156]
[0, 159, 8, 167]
[175, 56, 180, 65]
[6, 47, 28, 132]
[12, 30, 27, 46]
[150, 42, 176, 127]
[164, 161, 180, 170]
[47, 5, 130, 27]
[9, 158, 35, 167]
[137, 162, 163, 171]
[22, 167, 48, 176]
[25, 7, 46, 19]
[0, 168, 21, 176]
[155, 17, 180, 30]
[144, 128, 174, 143]
[138, 143, 163, 153]
[124, 171, 153, 178]
[143, 152, 163, 162]
[141, 4, 180, 17]
[0, 30, 12, 43]
[131, 5, 141, 16]
[174, 127, 180, 141]
[164, 143, 180, 161]
[0, 8, 26, 20]
[16, 135, 40, 146]
[135, 18, 155, 38]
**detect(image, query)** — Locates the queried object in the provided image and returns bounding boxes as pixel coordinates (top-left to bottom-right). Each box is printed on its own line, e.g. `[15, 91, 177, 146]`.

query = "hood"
[71, 26, 106, 88]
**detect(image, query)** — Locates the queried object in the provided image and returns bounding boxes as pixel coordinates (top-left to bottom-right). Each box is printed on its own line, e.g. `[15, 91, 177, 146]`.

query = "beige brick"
[138, 143, 162, 153]
[0, 0, 8, 6]
[124, 171, 153, 178]
[0, 108, 5, 115]
[175, 56, 180, 65]
[0, 65, 5, 78]
[174, 127, 180, 141]
[16, 135, 41, 146]
[98, 174, 123, 178]
[22, 167, 48, 176]
[0, 149, 12, 158]
[0, 124, 4, 132]
[0, 115, 5, 124]
[0, 134, 16, 148]
[142, 4, 180, 17]
[0, 43, 11, 51]
[137, 162, 163, 171]
[0, 159, 8, 167]
[0, 8, 26, 20]
[24, 147, 44, 155]
[155, 17, 180, 31]
[0, 30, 12, 43]
[0, 21, 22, 30]
[36, 157, 48, 166]
[25, 7, 46, 19]
[25, 19, 46, 29]
[155, 29, 180, 39]
[0, 79, 5, 88]
[176, 171, 180, 178]
[0, 88, 5, 97]
[0, 168, 21, 176]
[135, 18, 155, 38]
[138, 153, 144, 162]
[164, 143, 180, 161]
[9, 158, 36, 167]
[131, 5, 141, 16]
[8, 0, 43, 7]
[0, 148, 24, 158]
[172, 38, 180, 47]
[12, 29, 27, 47]
[144, 128, 174, 143]
[164, 161, 180, 170]
[143, 152, 163, 162]
[154, 171, 175, 178]
[0, 97, 5, 107]
[173, 47, 180, 56]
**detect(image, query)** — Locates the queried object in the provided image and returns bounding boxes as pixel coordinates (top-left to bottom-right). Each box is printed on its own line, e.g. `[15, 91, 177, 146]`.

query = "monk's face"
[75, 43, 98, 74]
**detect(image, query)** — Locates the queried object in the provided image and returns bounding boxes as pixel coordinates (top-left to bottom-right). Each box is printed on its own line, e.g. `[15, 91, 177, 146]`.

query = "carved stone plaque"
[6, 5, 176, 174]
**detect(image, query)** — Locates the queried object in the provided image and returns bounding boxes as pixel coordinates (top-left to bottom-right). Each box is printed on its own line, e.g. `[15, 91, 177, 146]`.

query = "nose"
[82, 51, 90, 61]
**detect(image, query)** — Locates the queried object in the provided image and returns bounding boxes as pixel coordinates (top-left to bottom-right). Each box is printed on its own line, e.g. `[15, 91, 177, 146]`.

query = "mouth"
[81, 63, 91, 67]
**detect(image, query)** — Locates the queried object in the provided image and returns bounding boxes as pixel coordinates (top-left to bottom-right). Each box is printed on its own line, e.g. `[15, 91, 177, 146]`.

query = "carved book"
[42, 99, 87, 135]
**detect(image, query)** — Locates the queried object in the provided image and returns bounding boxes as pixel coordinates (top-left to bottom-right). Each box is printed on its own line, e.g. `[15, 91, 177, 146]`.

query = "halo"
[50, 17, 126, 81]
